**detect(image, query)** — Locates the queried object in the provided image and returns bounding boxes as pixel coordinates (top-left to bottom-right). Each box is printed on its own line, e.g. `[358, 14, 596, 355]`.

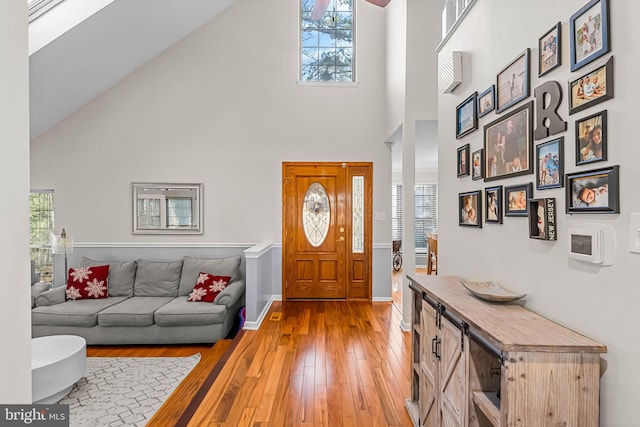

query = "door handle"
[336, 236, 345, 242]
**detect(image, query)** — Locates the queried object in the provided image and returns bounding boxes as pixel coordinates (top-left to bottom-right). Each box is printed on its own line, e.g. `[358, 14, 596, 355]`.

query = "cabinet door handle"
[435, 337, 442, 360]
[432, 337, 438, 356]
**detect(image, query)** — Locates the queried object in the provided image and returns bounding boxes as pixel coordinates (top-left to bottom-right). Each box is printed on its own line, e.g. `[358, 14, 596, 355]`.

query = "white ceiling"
[29, 0, 237, 139]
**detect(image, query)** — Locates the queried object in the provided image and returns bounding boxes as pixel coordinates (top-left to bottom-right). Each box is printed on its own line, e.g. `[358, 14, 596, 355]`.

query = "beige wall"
[1, 0, 32, 403]
[438, 1, 640, 424]
[31, 0, 392, 246]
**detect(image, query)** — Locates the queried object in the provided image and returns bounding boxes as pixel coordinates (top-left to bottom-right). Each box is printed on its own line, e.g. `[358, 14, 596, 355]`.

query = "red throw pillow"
[66, 265, 110, 300]
[187, 273, 231, 302]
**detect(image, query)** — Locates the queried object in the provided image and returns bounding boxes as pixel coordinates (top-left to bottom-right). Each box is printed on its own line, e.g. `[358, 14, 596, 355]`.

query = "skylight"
[28, 0, 65, 22]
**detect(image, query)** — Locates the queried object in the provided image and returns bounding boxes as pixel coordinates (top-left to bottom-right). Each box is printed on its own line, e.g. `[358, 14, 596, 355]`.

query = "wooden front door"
[283, 162, 372, 300]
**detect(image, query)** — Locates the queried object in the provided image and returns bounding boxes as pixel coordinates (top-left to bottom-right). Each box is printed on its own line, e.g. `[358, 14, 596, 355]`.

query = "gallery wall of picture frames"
[455, 0, 618, 241]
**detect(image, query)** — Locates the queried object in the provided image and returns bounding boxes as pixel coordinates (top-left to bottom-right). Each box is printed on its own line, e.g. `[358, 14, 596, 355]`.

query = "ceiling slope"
[29, 0, 237, 139]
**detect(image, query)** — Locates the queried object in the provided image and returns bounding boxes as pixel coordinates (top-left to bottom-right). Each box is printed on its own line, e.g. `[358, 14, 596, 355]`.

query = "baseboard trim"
[243, 296, 279, 330]
[372, 297, 392, 302]
[400, 320, 411, 332]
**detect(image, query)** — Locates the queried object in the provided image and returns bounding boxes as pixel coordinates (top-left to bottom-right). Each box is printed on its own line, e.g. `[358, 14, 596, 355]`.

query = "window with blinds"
[30, 190, 54, 283]
[392, 184, 438, 250]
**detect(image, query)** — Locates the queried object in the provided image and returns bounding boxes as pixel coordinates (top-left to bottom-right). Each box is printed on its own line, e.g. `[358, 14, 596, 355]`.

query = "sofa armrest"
[214, 279, 245, 308]
[35, 286, 66, 307]
[31, 282, 50, 308]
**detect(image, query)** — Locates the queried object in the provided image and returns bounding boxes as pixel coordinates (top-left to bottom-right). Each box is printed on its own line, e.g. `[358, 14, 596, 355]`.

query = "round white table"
[32, 335, 86, 404]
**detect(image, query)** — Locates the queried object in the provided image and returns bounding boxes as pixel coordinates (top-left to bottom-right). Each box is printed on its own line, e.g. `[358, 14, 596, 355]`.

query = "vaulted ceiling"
[29, 0, 237, 139]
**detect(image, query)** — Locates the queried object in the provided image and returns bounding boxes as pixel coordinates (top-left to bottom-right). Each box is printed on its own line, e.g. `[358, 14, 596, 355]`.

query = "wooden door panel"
[440, 318, 466, 427]
[283, 162, 371, 300]
[420, 302, 439, 427]
[295, 260, 314, 281]
[351, 260, 365, 281]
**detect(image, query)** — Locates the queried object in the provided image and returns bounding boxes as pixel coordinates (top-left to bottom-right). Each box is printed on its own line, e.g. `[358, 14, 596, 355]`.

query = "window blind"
[392, 184, 438, 250]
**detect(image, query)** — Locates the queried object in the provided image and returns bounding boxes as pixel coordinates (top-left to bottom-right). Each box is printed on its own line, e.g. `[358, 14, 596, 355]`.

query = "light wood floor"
[88, 298, 413, 427]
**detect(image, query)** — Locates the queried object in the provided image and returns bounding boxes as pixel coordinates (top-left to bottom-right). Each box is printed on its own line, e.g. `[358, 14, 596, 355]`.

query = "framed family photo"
[485, 185, 503, 224]
[504, 182, 532, 217]
[536, 137, 564, 190]
[566, 165, 619, 213]
[575, 110, 607, 165]
[457, 144, 470, 177]
[459, 190, 482, 228]
[539, 22, 561, 77]
[568, 56, 613, 115]
[484, 101, 534, 182]
[477, 85, 495, 118]
[569, 0, 610, 72]
[472, 149, 484, 180]
[456, 92, 478, 139]
[496, 49, 530, 113]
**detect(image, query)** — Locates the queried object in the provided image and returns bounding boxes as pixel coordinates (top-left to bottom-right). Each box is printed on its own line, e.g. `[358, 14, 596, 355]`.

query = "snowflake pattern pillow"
[187, 273, 231, 302]
[66, 265, 110, 300]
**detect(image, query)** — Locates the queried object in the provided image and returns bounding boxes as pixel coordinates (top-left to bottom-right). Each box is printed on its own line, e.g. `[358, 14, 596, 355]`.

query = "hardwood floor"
[87, 299, 414, 426]
[183, 300, 413, 426]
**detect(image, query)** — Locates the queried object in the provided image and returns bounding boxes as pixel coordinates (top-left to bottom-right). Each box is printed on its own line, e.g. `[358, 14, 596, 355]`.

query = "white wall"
[30, 0, 393, 300]
[31, 0, 391, 244]
[0, 0, 32, 403]
[385, 0, 406, 138]
[438, 1, 639, 424]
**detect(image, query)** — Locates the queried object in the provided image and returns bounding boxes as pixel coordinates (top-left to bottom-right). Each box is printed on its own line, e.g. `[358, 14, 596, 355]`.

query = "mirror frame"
[132, 183, 203, 234]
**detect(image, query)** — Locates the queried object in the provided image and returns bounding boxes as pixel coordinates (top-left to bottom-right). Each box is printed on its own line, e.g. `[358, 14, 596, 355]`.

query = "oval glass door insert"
[302, 182, 330, 247]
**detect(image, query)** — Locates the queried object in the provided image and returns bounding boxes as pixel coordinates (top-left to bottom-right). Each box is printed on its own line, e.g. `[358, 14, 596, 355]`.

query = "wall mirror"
[132, 183, 203, 234]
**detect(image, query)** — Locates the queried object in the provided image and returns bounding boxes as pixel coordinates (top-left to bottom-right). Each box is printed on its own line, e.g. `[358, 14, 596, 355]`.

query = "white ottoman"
[32, 335, 86, 404]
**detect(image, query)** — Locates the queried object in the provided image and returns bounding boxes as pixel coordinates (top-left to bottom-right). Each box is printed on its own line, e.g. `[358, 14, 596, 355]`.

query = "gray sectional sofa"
[31, 255, 245, 345]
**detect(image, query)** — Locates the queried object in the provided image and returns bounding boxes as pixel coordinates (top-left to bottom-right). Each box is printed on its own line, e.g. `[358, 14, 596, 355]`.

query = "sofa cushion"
[188, 274, 231, 303]
[154, 297, 227, 326]
[178, 256, 241, 296]
[134, 259, 182, 297]
[66, 265, 110, 300]
[80, 257, 137, 297]
[30, 282, 50, 308]
[97, 297, 174, 327]
[32, 297, 128, 327]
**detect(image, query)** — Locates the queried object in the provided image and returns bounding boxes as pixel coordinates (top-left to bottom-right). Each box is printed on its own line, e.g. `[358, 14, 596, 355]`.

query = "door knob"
[336, 236, 345, 242]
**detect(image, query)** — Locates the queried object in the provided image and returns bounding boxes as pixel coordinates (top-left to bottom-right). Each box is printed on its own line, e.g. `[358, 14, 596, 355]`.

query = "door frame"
[282, 161, 373, 300]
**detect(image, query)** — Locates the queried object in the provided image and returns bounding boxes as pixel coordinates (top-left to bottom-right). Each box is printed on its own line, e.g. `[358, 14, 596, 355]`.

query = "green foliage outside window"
[301, 0, 354, 82]
[30, 191, 54, 282]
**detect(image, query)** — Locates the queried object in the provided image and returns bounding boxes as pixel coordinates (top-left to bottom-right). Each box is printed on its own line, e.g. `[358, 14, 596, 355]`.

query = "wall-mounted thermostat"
[567, 223, 615, 265]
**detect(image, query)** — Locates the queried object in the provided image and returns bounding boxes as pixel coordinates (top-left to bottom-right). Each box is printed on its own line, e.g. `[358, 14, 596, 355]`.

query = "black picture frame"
[485, 185, 503, 224]
[457, 144, 470, 177]
[568, 56, 613, 115]
[566, 165, 619, 213]
[575, 110, 607, 165]
[539, 22, 561, 77]
[536, 137, 564, 190]
[483, 101, 534, 182]
[504, 182, 533, 217]
[528, 198, 557, 240]
[456, 92, 478, 139]
[472, 149, 484, 181]
[477, 85, 495, 118]
[496, 49, 530, 113]
[569, 0, 610, 72]
[459, 190, 482, 228]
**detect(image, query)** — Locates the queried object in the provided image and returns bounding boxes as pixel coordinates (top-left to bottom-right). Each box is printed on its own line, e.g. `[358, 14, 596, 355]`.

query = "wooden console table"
[405, 274, 606, 427]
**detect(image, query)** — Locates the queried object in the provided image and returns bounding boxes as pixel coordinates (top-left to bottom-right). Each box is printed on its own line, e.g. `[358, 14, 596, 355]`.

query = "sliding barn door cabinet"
[406, 275, 606, 427]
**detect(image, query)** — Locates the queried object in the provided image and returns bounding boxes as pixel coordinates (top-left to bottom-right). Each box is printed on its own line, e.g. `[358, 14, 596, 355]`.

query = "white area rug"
[59, 354, 201, 427]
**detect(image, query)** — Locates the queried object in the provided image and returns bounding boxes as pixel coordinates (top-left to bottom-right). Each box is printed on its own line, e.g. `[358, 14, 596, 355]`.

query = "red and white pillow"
[66, 265, 110, 300]
[187, 273, 231, 302]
